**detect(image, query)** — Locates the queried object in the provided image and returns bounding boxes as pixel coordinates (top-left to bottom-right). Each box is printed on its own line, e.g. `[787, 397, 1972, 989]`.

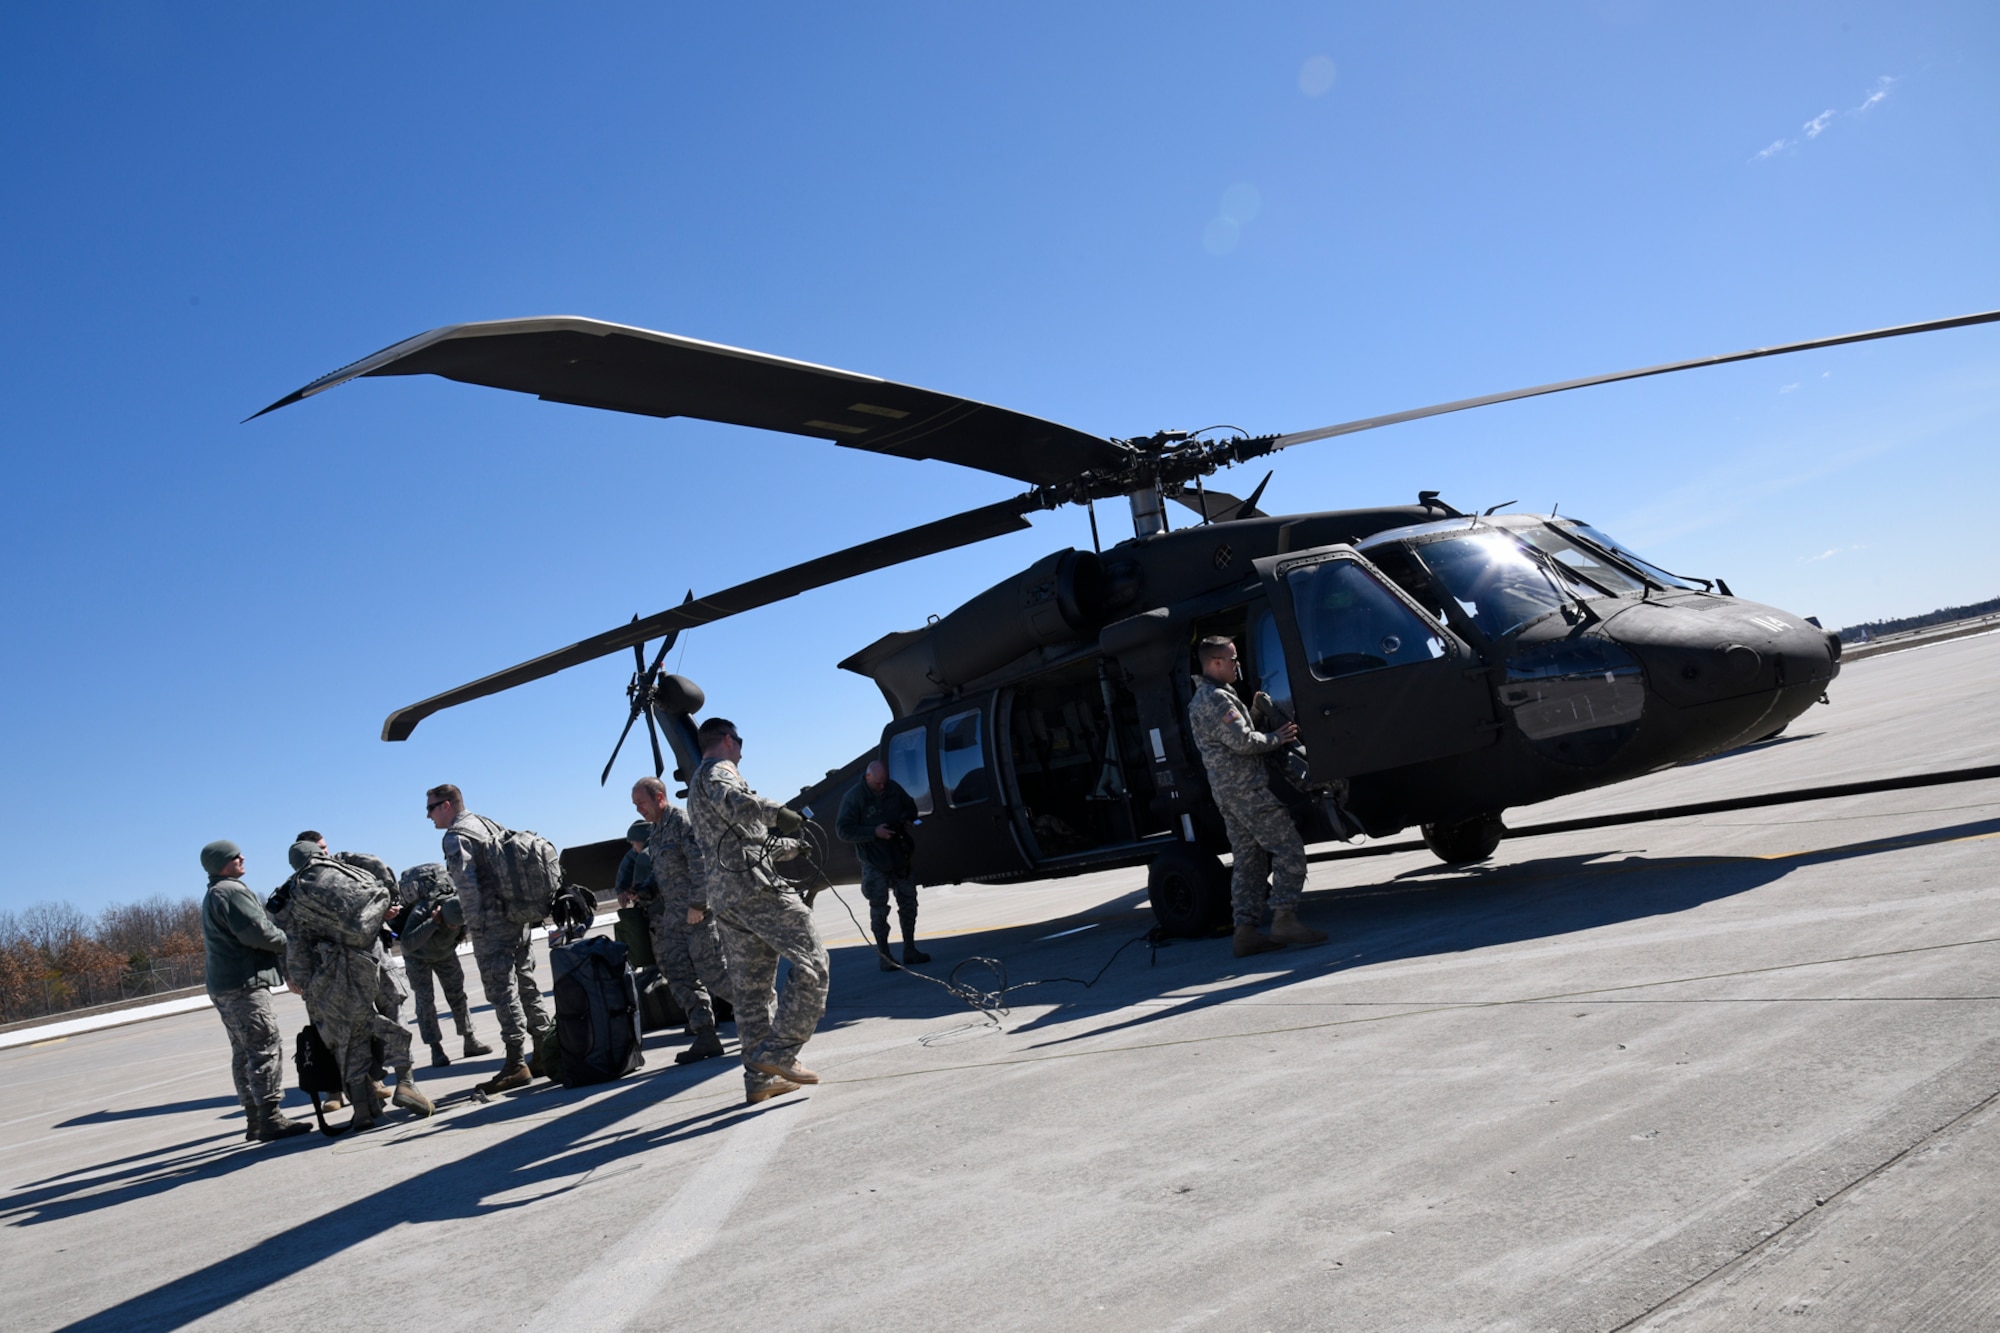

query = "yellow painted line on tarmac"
[28, 1037, 67, 1048]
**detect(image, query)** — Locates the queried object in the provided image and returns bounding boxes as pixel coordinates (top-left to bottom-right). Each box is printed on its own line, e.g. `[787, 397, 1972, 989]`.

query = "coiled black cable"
[776, 816, 1159, 1023]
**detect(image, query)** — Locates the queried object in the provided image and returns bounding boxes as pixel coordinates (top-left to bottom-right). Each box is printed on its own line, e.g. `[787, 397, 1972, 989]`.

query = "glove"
[771, 805, 804, 835]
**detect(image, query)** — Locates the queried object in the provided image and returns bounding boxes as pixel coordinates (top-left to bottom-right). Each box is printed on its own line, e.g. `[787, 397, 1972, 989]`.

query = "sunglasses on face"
[426, 799, 448, 813]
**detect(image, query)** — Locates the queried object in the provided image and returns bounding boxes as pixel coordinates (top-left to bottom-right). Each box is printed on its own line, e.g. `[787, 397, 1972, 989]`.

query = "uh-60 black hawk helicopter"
[258, 305, 2000, 936]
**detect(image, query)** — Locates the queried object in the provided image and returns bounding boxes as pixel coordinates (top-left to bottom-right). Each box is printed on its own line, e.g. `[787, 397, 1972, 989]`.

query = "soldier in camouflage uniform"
[1186, 636, 1329, 958]
[276, 840, 433, 1128]
[687, 717, 829, 1105]
[631, 777, 733, 1065]
[429, 783, 550, 1094]
[200, 840, 312, 1143]
[390, 861, 493, 1068]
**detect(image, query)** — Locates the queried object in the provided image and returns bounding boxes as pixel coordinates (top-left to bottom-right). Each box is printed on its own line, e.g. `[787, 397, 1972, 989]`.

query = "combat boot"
[873, 926, 896, 972]
[367, 1078, 394, 1108]
[1268, 910, 1328, 946]
[479, 1060, 533, 1095]
[748, 1054, 820, 1085]
[1232, 925, 1285, 958]
[321, 1089, 344, 1113]
[254, 1105, 313, 1142]
[745, 1076, 801, 1106]
[901, 940, 931, 966]
[242, 1100, 260, 1142]
[675, 1027, 726, 1065]
[391, 1066, 435, 1117]
[345, 1082, 382, 1132]
[461, 1031, 493, 1058]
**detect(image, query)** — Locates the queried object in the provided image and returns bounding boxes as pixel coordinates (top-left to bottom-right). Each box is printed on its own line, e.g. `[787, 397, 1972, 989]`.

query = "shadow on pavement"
[42, 812, 1998, 1328]
[56, 1096, 241, 1127]
[46, 1054, 768, 1331]
[1010, 813, 2000, 1048]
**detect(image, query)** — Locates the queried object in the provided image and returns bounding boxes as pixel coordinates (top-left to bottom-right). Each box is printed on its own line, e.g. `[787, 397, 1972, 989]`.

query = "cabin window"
[887, 726, 932, 815]
[1283, 559, 1446, 679]
[939, 708, 990, 807]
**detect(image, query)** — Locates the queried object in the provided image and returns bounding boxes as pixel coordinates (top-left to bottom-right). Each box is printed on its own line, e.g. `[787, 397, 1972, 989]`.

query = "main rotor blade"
[381, 496, 1037, 741]
[1273, 306, 2000, 450]
[252, 316, 1128, 490]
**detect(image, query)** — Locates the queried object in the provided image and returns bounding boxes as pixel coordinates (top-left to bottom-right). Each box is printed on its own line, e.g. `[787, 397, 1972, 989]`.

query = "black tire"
[1147, 845, 1230, 938]
[1421, 813, 1505, 865]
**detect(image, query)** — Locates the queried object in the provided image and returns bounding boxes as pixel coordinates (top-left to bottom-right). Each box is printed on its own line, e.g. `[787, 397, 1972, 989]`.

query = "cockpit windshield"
[1511, 524, 1648, 595]
[1411, 530, 1596, 641]
[1553, 520, 1706, 591]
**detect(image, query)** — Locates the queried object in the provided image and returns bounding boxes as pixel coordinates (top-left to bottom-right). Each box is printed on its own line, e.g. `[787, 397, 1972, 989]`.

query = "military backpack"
[288, 855, 391, 949]
[458, 815, 563, 927]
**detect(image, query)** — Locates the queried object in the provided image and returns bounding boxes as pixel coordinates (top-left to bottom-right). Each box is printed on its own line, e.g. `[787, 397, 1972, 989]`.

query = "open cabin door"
[1255, 546, 1497, 780]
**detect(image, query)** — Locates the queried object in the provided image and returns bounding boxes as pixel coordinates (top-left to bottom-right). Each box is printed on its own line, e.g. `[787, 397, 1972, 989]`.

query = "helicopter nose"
[1605, 601, 1839, 708]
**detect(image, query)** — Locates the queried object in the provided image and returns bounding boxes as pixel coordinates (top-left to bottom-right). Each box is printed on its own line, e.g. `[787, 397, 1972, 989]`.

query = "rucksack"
[460, 815, 562, 927]
[550, 936, 643, 1088]
[289, 856, 390, 948]
[293, 1023, 354, 1138]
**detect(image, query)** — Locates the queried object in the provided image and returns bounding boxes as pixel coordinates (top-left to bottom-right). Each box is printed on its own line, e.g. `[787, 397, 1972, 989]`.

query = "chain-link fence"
[0, 955, 207, 1025]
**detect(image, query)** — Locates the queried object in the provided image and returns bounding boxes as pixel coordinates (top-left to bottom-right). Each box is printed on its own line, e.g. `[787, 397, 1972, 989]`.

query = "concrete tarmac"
[4, 632, 1997, 1331]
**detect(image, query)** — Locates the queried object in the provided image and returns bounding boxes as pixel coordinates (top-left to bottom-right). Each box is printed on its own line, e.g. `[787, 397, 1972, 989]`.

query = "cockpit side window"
[1282, 559, 1447, 680]
[1249, 604, 1293, 714]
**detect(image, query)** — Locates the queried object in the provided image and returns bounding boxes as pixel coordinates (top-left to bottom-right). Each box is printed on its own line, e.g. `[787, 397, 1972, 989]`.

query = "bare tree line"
[0, 895, 206, 1023]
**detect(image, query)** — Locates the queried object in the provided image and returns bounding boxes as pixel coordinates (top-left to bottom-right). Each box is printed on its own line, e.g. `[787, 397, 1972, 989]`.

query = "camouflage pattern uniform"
[689, 756, 828, 1091]
[643, 802, 733, 1033]
[395, 863, 475, 1046]
[1187, 676, 1308, 927]
[443, 811, 550, 1063]
[201, 874, 289, 1116]
[274, 856, 413, 1092]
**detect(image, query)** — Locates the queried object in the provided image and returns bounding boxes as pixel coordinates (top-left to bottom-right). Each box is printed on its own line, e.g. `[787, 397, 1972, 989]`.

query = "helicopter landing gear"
[1146, 845, 1230, 938]
[1421, 814, 1506, 865]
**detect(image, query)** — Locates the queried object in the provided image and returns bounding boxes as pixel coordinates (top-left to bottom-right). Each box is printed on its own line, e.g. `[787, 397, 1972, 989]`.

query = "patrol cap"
[287, 840, 322, 873]
[201, 839, 243, 875]
[627, 821, 652, 844]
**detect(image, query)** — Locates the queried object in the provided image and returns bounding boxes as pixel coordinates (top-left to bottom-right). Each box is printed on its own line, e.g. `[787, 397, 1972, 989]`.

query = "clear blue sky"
[3, 3, 1995, 916]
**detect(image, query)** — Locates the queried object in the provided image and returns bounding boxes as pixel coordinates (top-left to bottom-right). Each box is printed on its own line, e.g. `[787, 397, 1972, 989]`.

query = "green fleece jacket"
[202, 875, 287, 992]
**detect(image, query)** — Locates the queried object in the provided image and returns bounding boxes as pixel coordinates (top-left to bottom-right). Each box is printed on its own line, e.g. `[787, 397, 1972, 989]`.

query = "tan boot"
[747, 1054, 819, 1085]
[392, 1066, 435, 1117]
[255, 1105, 313, 1142]
[674, 1027, 725, 1065]
[346, 1082, 382, 1132]
[746, 1077, 802, 1105]
[479, 1060, 533, 1095]
[1233, 925, 1285, 958]
[1269, 910, 1327, 946]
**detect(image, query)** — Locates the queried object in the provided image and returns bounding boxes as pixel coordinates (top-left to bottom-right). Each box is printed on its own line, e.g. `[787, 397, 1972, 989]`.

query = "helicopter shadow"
[1006, 812, 2000, 1049]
